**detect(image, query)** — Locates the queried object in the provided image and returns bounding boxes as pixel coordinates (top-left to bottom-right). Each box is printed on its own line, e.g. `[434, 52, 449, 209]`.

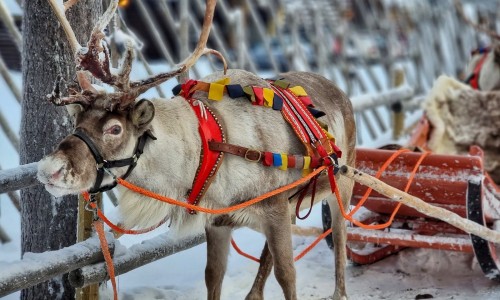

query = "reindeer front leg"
[262, 197, 297, 300]
[205, 225, 232, 300]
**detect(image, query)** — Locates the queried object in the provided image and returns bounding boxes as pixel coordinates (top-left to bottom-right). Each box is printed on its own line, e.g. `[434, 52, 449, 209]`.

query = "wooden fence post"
[391, 68, 405, 140]
[75, 194, 102, 300]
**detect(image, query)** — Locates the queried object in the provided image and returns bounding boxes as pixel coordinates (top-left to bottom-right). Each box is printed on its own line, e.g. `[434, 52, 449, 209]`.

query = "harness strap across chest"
[184, 98, 226, 214]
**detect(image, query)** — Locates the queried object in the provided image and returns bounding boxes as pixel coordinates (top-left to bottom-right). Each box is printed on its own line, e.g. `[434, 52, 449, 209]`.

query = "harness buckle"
[103, 167, 118, 180]
[84, 201, 99, 220]
[244, 149, 262, 163]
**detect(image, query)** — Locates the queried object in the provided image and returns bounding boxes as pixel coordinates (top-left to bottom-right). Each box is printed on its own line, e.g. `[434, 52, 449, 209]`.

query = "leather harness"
[177, 78, 342, 214]
[465, 47, 490, 90]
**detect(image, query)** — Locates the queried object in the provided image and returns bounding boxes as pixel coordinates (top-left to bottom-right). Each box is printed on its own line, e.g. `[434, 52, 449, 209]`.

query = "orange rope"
[230, 227, 333, 263]
[86, 150, 431, 278]
[93, 219, 118, 300]
[230, 239, 260, 263]
[96, 209, 167, 235]
[116, 166, 327, 214]
[334, 150, 431, 230]
[82, 192, 119, 300]
[231, 150, 432, 262]
[293, 228, 332, 261]
[347, 148, 410, 217]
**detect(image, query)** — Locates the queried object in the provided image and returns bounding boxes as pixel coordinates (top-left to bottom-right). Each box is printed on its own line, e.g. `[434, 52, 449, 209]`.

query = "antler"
[454, 0, 500, 41]
[47, 71, 98, 107]
[127, 0, 227, 99]
[47, 0, 226, 111]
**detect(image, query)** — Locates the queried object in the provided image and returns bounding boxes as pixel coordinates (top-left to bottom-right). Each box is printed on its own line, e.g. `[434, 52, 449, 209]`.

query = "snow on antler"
[47, 0, 227, 110]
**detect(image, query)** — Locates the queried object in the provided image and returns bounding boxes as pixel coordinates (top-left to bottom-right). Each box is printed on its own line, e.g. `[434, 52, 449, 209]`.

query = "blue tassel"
[272, 94, 283, 111]
[226, 84, 245, 98]
[172, 84, 182, 95]
[272, 153, 282, 166]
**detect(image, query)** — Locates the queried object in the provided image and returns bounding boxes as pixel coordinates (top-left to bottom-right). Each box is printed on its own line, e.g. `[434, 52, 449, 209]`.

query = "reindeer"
[418, 0, 500, 184]
[37, 1, 356, 299]
[463, 45, 500, 91]
[454, 0, 500, 91]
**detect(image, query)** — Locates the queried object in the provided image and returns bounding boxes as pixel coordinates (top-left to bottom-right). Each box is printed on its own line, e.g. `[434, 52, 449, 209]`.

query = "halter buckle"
[244, 149, 262, 162]
[103, 167, 118, 180]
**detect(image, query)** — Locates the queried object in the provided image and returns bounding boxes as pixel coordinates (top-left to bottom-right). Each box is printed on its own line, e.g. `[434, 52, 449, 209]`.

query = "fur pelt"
[423, 75, 500, 182]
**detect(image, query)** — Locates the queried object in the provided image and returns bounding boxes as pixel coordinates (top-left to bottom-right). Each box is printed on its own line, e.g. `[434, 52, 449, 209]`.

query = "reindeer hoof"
[245, 293, 264, 300]
[332, 290, 348, 300]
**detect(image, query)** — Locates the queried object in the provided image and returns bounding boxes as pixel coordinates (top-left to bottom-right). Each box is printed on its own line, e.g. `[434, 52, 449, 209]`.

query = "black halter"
[73, 128, 157, 194]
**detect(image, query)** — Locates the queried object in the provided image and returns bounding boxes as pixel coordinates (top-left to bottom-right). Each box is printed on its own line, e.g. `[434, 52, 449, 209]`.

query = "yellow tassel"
[303, 156, 311, 169]
[208, 78, 230, 101]
[263, 88, 274, 107]
[279, 153, 288, 170]
[289, 86, 307, 97]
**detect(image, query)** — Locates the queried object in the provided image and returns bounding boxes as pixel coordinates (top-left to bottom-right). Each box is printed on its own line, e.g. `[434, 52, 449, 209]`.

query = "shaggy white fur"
[422, 75, 471, 153]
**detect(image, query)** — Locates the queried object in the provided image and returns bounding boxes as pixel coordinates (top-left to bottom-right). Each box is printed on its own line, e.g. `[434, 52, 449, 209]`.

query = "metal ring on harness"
[244, 148, 262, 162]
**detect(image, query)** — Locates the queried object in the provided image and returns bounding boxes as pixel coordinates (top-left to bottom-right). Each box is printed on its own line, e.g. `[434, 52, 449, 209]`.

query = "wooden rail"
[0, 234, 115, 298]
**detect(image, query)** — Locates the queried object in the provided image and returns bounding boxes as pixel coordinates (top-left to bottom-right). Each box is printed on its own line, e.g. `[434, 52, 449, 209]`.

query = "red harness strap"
[469, 52, 489, 90]
[270, 83, 338, 160]
[185, 99, 225, 214]
[178, 78, 342, 216]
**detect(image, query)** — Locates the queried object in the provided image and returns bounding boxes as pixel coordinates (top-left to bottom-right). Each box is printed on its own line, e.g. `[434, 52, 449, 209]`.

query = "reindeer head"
[38, 0, 224, 196]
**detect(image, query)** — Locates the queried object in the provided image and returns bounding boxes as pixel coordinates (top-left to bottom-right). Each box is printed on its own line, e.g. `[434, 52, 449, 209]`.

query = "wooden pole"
[75, 194, 102, 300]
[0, 235, 114, 298]
[338, 164, 500, 244]
[391, 68, 405, 140]
[69, 234, 205, 288]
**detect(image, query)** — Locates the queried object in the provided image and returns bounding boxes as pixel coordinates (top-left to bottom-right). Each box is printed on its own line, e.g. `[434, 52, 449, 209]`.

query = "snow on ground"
[2, 61, 500, 300]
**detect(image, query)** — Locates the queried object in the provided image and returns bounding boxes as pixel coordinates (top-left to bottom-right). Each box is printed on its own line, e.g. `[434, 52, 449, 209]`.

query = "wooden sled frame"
[322, 120, 500, 280]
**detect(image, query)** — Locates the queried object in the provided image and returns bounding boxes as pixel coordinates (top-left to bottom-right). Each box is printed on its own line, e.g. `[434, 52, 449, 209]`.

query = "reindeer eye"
[106, 125, 122, 135]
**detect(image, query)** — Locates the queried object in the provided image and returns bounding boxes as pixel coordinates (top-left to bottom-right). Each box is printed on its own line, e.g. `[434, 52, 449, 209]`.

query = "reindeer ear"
[66, 103, 84, 122]
[131, 99, 155, 128]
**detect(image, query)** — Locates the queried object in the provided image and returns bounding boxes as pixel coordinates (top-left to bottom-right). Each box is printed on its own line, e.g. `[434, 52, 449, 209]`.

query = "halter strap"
[73, 128, 156, 194]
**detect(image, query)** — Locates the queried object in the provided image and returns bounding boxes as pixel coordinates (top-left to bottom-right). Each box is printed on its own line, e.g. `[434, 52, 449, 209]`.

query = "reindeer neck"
[127, 96, 202, 194]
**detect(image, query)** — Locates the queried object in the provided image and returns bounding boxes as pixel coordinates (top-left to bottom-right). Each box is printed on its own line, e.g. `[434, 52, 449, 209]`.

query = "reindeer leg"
[245, 242, 273, 300]
[262, 197, 297, 300]
[328, 176, 354, 300]
[205, 225, 232, 300]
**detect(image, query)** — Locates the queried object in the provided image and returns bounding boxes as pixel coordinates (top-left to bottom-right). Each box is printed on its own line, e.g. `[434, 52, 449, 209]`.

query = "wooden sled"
[322, 117, 500, 280]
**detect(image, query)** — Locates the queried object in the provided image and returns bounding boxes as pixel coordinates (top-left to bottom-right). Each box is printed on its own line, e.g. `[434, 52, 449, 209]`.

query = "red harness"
[180, 79, 341, 214]
[467, 48, 490, 90]
[182, 82, 226, 214]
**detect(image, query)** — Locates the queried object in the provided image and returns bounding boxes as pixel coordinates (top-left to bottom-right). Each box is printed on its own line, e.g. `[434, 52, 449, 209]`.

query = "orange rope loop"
[116, 166, 327, 215]
[231, 149, 432, 262]
[334, 150, 431, 230]
[85, 149, 431, 278]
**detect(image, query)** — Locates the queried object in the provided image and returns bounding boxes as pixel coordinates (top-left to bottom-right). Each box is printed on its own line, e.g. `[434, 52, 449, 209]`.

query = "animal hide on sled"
[423, 75, 500, 183]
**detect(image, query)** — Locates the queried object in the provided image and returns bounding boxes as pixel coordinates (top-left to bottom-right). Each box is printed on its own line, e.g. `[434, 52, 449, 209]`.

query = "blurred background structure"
[1, 0, 497, 170]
